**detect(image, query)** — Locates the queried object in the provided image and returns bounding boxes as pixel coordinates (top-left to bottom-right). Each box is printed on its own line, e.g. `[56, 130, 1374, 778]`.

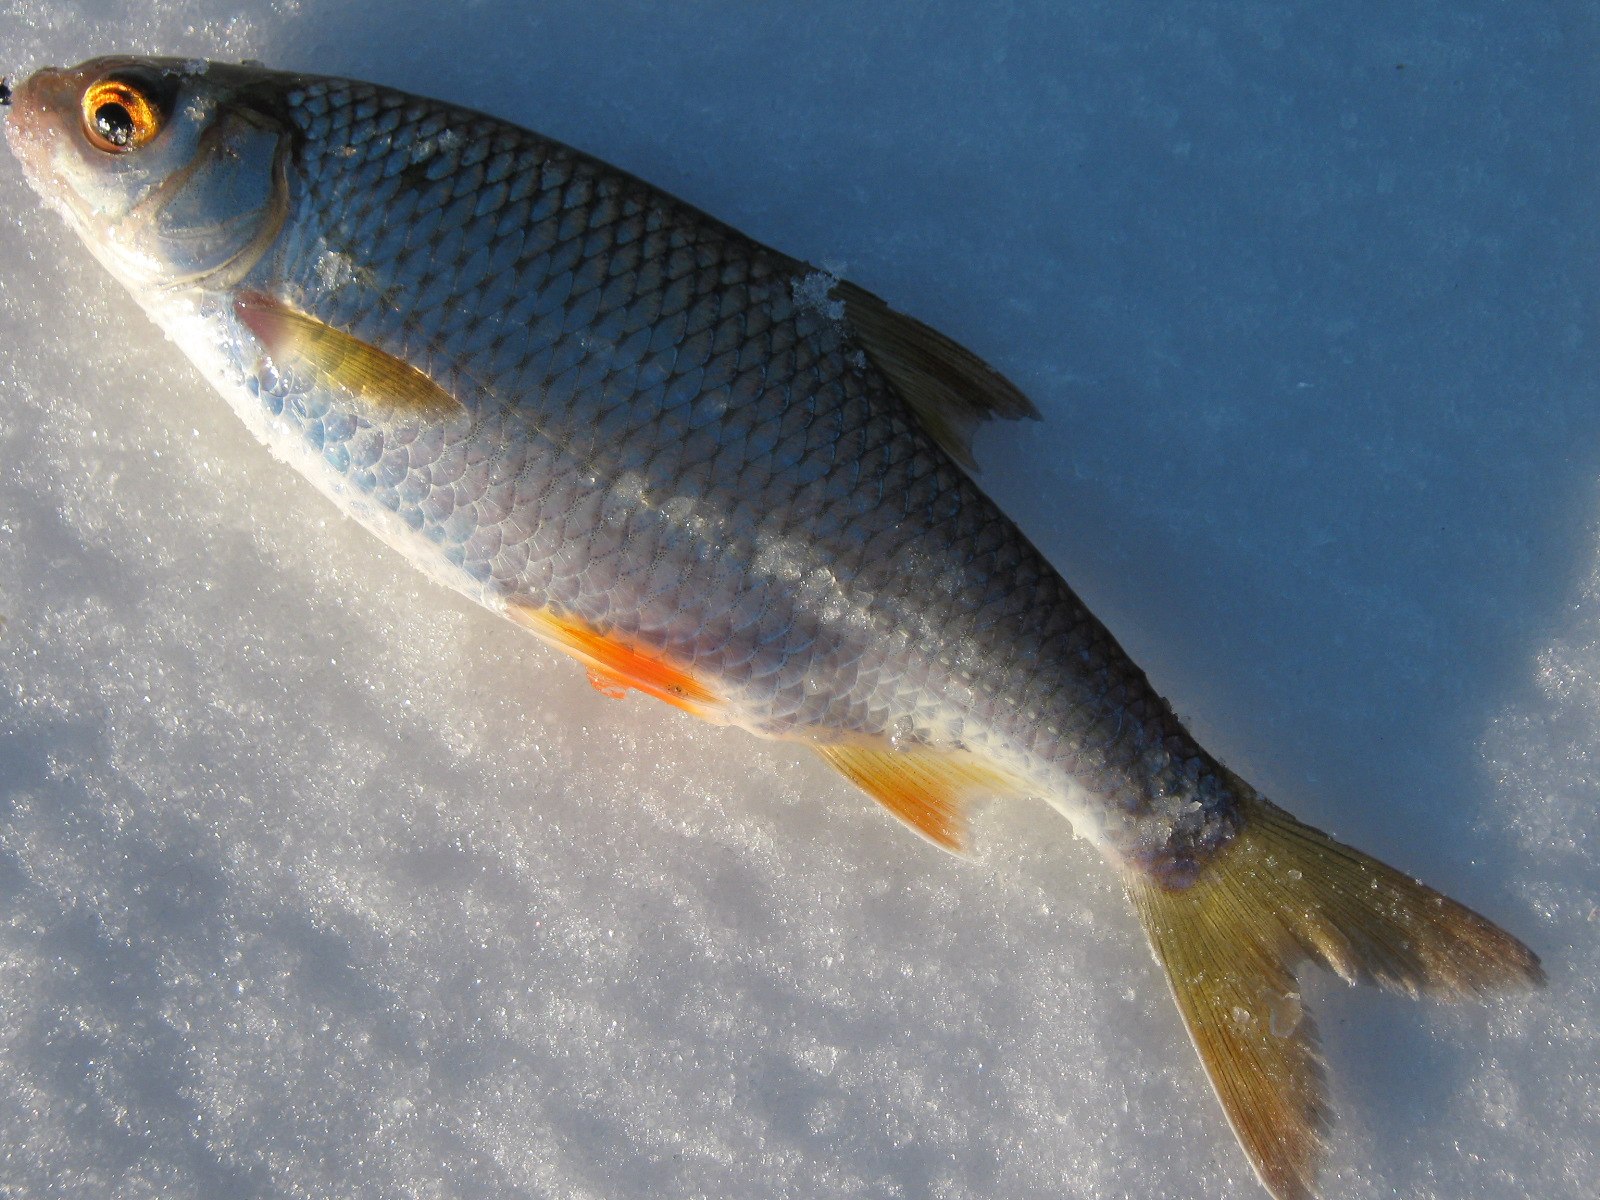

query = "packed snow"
[0, 3, 1594, 1197]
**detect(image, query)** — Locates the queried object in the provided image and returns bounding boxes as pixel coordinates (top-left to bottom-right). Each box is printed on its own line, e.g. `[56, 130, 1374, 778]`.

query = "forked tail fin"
[1127, 789, 1543, 1200]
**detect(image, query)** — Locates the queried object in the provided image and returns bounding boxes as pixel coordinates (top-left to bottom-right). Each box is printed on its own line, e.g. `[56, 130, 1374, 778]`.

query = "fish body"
[3, 56, 1542, 1200]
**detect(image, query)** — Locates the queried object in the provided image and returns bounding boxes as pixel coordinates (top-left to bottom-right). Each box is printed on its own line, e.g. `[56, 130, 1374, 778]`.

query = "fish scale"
[281, 81, 1084, 750]
[6, 57, 1542, 1200]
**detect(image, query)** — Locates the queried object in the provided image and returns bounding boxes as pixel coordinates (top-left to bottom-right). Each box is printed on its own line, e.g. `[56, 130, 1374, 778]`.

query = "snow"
[0, 3, 1595, 1198]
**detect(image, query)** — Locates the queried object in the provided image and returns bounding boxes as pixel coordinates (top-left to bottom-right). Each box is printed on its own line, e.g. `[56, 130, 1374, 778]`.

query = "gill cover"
[6, 58, 290, 290]
[112, 72, 290, 288]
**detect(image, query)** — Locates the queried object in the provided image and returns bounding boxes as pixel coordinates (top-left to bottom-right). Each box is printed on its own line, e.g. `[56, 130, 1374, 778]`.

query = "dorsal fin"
[837, 280, 1040, 470]
[234, 292, 463, 420]
[814, 739, 1018, 855]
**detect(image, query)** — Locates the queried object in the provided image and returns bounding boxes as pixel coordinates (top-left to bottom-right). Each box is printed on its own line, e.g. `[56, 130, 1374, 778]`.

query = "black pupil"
[94, 101, 135, 147]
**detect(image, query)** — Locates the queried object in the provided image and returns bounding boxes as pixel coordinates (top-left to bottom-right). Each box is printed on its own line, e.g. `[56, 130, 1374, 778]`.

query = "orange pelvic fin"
[506, 603, 719, 717]
[585, 669, 631, 700]
[814, 740, 1017, 855]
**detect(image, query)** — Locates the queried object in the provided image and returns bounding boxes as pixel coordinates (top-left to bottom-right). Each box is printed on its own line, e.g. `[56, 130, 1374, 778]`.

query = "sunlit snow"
[0, 4, 1594, 1198]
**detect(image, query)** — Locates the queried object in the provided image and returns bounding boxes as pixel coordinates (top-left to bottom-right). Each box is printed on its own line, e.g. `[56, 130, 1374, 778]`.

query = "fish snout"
[3, 66, 81, 182]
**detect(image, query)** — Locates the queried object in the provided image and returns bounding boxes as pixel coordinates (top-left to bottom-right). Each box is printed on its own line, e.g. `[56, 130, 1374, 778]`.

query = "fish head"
[5, 56, 291, 294]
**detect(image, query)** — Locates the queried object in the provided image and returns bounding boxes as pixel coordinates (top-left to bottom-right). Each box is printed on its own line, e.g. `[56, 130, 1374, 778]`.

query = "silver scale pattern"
[237, 73, 1232, 860]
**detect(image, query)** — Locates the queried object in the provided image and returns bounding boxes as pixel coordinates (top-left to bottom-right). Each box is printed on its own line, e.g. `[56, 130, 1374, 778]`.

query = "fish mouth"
[4, 58, 293, 293]
[4, 59, 177, 210]
[3, 65, 84, 189]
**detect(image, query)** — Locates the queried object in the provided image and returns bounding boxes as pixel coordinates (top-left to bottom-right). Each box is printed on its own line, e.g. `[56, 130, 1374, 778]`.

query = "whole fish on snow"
[2, 56, 1541, 1200]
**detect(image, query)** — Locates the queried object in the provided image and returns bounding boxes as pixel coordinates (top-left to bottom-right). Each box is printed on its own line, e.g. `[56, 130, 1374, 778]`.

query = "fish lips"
[2, 64, 78, 188]
[4, 58, 186, 221]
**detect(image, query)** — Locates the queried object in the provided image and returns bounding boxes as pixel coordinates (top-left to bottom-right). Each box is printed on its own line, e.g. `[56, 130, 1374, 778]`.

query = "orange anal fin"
[506, 602, 719, 717]
[814, 741, 1016, 856]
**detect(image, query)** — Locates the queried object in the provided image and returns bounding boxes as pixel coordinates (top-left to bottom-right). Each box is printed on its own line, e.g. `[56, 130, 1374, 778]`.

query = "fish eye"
[81, 77, 164, 153]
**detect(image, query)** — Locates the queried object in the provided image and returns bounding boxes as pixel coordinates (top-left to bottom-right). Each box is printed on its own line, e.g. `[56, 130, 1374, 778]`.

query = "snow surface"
[0, 3, 1595, 1198]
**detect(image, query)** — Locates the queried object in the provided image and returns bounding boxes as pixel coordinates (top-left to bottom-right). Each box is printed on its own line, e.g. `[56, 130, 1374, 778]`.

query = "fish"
[2, 55, 1542, 1200]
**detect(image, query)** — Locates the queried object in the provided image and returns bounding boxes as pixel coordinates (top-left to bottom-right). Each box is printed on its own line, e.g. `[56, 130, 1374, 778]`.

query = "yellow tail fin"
[1127, 788, 1542, 1200]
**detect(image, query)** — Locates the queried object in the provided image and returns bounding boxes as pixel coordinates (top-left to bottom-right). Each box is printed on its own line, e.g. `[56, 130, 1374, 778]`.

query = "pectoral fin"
[235, 292, 463, 420]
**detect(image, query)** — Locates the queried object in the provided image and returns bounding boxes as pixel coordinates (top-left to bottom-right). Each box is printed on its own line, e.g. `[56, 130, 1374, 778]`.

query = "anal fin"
[814, 740, 1017, 855]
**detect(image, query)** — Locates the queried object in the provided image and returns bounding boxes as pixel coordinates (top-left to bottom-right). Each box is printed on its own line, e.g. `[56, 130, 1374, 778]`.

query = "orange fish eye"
[81, 77, 164, 153]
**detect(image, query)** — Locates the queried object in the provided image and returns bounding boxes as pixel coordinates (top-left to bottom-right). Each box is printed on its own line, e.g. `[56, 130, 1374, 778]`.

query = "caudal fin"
[1127, 788, 1542, 1200]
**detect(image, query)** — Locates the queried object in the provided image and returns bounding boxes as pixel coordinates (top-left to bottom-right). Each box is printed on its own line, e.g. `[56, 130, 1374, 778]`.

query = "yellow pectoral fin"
[506, 603, 720, 718]
[234, 292, 463, 420]
[814, 740, 1017, 855]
